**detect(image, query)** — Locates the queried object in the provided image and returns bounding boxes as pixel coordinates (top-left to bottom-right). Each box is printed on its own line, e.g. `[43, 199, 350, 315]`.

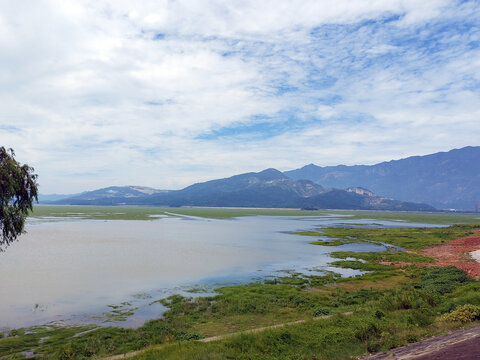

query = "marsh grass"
[31, 205, 175, 221]
[32, 205, 480, 223]
[3, 219, 480, 359]
[2, 265, 479, 359]
[102, 303, 138, 322]
[129, 265, 480, 360]
[319, 224, 478, 250]
[0, 321, 200, 359]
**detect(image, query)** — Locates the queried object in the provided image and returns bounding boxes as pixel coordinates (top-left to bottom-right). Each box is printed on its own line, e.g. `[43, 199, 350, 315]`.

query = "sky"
[1, 0, 479, 194]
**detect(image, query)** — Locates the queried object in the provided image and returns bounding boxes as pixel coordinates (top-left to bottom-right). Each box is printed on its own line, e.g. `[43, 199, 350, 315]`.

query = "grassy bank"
[31, 205, 480, 223]
[295, 224, 479, 250]
[2, 222, 479, 359]
[125, 224, 480, 360]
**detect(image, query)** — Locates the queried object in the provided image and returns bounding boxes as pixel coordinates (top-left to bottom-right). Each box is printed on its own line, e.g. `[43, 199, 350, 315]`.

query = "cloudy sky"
[1, 0, 479, 193]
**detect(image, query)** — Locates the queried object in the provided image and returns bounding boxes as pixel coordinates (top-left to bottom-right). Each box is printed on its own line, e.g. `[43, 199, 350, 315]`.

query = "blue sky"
[0, 0, 479, 193]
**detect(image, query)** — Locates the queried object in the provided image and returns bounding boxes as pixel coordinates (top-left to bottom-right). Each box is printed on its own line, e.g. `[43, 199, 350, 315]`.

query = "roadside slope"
[360, 322, 480, 359]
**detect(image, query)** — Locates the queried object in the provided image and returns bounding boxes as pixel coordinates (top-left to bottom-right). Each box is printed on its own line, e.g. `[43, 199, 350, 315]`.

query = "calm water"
[0, 215, 440, 329]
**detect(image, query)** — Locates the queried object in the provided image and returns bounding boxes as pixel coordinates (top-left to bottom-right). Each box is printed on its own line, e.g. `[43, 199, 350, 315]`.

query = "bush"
[406, 309, 434, 327]
[380, 289, 435, 311]
[442, 304, 480, 323]
[354, 321, 380, 342]
[313, 308, 331, 317]
[421, 267, 470, 295]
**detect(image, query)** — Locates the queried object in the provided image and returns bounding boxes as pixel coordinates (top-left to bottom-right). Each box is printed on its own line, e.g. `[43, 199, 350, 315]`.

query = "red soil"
[379, 229, 480, 279]
[422, 233, 480, 279]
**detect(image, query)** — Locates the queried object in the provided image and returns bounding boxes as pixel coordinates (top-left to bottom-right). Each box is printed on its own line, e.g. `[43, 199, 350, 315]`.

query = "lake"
[0, 213, 440, 329]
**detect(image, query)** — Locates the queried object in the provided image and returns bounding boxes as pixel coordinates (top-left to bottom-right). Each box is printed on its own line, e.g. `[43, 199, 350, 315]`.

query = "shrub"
[442, 304, 480, 323]
[406, 334, 419, 343]
[406, 309, 434, 327]
[380, 290, 434, 311]
[421, 267, 470, 295]
[313, 308, 331, 317]
[367, 340, 381, 352]
[354, 321, 380, 342]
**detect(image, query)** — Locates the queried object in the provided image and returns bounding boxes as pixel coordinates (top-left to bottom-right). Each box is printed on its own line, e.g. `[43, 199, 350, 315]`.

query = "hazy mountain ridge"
[44, 146, 480, 210]
[48, 169, 434, 211]
[50, 186, 169, 204]
[285, 146, 480, 210]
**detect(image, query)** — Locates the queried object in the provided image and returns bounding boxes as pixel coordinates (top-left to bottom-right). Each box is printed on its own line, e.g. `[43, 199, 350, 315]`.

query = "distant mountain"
[52, 169, 434, 211]
[143, 168, 328, 208]
[48, 186, 169, 205]
[38, 193, 76, 203]
[284, 146, 480, 210]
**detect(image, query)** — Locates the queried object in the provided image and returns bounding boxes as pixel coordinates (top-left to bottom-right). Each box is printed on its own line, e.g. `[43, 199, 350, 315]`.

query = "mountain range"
[47, 169, 434, 211]
[43, 146, 480, 211]
[285, 146, 480, 210]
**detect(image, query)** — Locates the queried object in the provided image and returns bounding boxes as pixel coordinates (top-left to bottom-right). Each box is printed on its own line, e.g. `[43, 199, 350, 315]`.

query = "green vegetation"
[303, 224, 478, 250]
[441, 304, 480, 323]
[30, 205, 334, 221]
[330, 250, 434, 277]
[0, 321, 200, 359]
[0, 146, 38, 248]
[1, 264, 479, 359]
[126, 224, 479, 359]
[102, 302, 138, 322]
[333, 210, 480, 225]
[157, 282, 350, 337]
[131, 313, 382, 360]
[3, 217, 479, 359]
[126, 266, 479, 360]
[31, 206, 173, 221]
[32, 205, 480, 223]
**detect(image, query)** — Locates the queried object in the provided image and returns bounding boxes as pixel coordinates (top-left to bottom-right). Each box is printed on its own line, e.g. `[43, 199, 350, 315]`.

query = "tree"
[0, 147, 38, 249]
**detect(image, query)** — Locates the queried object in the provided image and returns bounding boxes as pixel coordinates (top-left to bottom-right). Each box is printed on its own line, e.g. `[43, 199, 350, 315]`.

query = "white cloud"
[0, 0, 478, 193]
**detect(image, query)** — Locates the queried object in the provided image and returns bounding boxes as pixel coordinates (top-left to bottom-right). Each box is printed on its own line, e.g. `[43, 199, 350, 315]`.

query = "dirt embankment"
[360, 322, 480, 360]
[422, 229, 480, 279]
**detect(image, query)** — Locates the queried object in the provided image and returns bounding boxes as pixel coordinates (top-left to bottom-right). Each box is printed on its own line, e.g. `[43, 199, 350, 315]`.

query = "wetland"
[1, 206, 479, 359]
[1, 209, 399, 329]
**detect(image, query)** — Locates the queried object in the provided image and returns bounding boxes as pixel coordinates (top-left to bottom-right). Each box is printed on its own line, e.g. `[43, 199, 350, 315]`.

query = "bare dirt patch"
[422, 234, 480, 279]
[378, 231, 480, 279]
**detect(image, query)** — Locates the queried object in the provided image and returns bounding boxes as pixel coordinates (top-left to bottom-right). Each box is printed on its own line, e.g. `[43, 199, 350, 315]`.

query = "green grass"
[318, 224, 478, 250]
[30, 205, 335, 221]
[0, 321, 201, 359]
[31, 205, 174, 221]
[4, 218, 480, 359]
[129, 266, 480, 360]
[2, 262, 479, 359]
[312, 225, 478, 284]
[131, 313, 375, 360]
[32, 205, 480, 223]
[125, 224, 480, 359]
[332, 210, 480, 225]
[102, 302, 138, 322]
[156, 281, 353, 337]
